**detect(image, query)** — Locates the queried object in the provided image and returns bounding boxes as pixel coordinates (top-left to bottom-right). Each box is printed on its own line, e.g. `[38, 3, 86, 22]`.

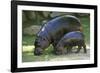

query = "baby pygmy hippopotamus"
[55, 31, 87, 55]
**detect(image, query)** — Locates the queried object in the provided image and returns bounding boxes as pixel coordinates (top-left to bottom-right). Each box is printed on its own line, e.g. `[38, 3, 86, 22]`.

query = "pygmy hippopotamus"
[34, 15, 83, 55]
[55, 31, 87, 55]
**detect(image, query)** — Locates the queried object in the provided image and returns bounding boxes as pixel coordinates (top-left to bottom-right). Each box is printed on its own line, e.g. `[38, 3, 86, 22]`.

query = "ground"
[22, 46, 90, 62]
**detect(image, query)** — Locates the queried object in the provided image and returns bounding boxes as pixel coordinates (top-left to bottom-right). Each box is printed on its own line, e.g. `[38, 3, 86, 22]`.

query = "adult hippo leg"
[52, 40, 59, 54]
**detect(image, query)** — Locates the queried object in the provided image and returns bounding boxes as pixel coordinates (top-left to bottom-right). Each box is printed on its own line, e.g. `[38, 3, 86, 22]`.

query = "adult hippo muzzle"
[34, 15, 83, 55]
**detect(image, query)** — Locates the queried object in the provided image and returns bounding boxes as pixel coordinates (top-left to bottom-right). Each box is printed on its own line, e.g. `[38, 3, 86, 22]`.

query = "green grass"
[22, 35, 36, 45]
[22, 17, 90, 62]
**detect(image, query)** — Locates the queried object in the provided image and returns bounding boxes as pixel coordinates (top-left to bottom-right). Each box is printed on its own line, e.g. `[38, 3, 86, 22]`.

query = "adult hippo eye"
[42, 38, 45, 41]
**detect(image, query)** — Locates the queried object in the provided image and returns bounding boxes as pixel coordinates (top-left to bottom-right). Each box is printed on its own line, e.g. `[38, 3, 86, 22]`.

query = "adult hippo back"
[34, 15, 83, 55]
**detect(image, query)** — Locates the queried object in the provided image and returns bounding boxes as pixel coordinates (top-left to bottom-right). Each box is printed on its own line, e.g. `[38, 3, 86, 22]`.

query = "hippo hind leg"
[75, 44, 87, 53]
[83, 43, 87, 53]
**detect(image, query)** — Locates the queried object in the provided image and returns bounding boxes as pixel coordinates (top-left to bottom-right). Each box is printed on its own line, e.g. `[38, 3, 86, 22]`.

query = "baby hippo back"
[58, 31, 85, 47]
[63, 31, 84, 41]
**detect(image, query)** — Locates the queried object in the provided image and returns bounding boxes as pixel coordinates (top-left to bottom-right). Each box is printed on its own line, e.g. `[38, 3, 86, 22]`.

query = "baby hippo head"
[55, 43, 66, 55]
[34, 36, 50, 55]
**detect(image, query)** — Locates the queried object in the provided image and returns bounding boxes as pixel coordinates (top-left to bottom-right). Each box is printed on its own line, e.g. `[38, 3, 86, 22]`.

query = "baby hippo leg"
[83, 43, 87, 53]
[75, 44, 87, 53]
[75, 46, 81, 53]
[67, 46, 73, 54]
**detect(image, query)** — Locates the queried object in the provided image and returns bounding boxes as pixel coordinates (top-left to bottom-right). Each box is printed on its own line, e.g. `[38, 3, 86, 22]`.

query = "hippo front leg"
[52, 40, 59, 54]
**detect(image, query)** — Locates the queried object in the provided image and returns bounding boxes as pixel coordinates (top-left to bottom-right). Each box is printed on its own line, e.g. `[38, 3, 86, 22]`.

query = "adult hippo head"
[34, 15, 83, 55]
[34, 27, 51, 55]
